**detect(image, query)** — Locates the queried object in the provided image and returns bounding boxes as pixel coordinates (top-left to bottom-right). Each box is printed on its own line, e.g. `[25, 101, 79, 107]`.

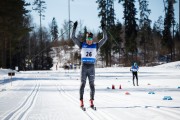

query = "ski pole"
[106, 30, 132, 64]
[31, 21, 74, 61]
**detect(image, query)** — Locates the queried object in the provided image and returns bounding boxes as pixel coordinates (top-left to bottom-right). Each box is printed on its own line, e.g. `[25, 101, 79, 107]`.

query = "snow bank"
[154, 61, 180, 70]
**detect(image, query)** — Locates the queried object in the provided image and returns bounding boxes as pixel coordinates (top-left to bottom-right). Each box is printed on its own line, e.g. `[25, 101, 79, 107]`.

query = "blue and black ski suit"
[72, 28, 108, 100]
[130, 63, 139, 86]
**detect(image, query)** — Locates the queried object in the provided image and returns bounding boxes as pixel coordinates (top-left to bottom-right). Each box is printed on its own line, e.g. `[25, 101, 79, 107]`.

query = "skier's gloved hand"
[73, 21, 78, 30]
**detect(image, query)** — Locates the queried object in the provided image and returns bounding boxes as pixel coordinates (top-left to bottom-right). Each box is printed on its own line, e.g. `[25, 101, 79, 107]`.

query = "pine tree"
[118, 0, 138, 64]
[111, 21, 123, 64]
[162, 0, 176, 61]
[50, 17, 59, 67]
[51, 17, 59, 41]
[82, 26, 87, 42]
[33, 0, 47, 69]
[96, 0, 107, 26]
[174, 23, 180, 59]
[96, 0, 116, 66]
[153, 16, 164, 35]
[0, 0, 30, 69]
[50, 17, 59, 49]
[138, 0, 152, 65]
[107, 0, 115, 27]
[152, 16, 164, 62]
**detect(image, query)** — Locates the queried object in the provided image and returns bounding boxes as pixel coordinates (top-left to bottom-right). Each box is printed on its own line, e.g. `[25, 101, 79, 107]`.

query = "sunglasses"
[86, 37, 93, 41]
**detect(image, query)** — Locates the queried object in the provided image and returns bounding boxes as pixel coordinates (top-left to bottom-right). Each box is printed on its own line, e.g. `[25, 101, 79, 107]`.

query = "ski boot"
[80, 99, 86, 111]
[80, 99, 84, 107]
[90, 99, 96, 110]
[90, 99, 94, 107]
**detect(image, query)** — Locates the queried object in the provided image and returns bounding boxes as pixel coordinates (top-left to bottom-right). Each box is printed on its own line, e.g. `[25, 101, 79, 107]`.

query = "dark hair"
[86, 32, 93, 38]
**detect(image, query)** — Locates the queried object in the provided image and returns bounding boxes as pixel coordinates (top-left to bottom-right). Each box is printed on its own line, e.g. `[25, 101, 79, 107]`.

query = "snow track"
[2, 82, 40, 120]
[0, 65, 180, 120]
[55, 82, 119, 120]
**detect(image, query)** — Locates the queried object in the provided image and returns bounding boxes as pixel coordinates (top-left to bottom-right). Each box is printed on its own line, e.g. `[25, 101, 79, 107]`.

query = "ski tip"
[80, 106, 86, 111]
[90, 106, 97, 110]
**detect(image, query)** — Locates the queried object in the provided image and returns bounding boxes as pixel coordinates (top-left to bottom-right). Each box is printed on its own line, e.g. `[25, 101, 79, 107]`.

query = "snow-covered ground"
[0, 62, 180, 120]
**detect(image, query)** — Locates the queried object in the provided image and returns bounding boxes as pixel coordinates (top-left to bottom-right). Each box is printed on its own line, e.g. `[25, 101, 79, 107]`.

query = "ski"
[80, 106, 86, 111]
[90, 106, 97, 111]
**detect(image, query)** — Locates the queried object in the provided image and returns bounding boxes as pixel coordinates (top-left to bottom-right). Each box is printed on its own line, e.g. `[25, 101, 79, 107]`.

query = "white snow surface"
[0, 61, 180, 120]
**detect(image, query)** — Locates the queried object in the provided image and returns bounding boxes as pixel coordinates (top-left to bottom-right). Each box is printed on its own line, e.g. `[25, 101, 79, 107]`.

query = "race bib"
[131, 66, 139, 72]
[81, 43, 97, 64]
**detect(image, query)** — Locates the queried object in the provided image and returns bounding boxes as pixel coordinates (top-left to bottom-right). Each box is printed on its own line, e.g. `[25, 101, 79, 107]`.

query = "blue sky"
[26, 0, 179, 32]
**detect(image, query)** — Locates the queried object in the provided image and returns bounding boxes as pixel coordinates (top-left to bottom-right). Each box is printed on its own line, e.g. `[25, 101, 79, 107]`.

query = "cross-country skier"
[72, 21, 108, 108]
[130, 62, 139, 86]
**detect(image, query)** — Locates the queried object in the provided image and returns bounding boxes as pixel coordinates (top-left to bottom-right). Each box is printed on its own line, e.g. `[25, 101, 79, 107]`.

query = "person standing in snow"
[130, 62, 139, 86]
[72, 21, 108, 108]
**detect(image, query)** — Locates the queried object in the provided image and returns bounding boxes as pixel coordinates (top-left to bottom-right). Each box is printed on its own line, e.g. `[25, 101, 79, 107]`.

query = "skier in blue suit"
[72, 21, 108, 108]
[130, 62, 139, 86]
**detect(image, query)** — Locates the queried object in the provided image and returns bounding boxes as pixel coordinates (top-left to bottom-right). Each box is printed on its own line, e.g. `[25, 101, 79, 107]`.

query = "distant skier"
[130, 62, 139, 86]
[72, 21, 108, 108]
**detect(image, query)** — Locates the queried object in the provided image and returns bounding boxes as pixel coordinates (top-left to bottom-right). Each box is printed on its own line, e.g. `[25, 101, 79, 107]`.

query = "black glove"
[73, 21, 78, 30]
[101, 22, 105, 29]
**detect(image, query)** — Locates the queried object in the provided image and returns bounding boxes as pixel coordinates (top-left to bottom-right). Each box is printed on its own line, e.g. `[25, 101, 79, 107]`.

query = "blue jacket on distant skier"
[130, 62, 139, 72]
[130, 62, 139, 86]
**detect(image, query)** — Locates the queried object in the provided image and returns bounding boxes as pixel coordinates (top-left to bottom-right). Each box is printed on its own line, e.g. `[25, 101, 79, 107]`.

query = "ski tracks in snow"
[94, 90, 180, 120]
[2, 80, 40, 120]
[55, 82, 121, 120]
[54, 78, 180, 120]
[1, 70, 180, 120]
